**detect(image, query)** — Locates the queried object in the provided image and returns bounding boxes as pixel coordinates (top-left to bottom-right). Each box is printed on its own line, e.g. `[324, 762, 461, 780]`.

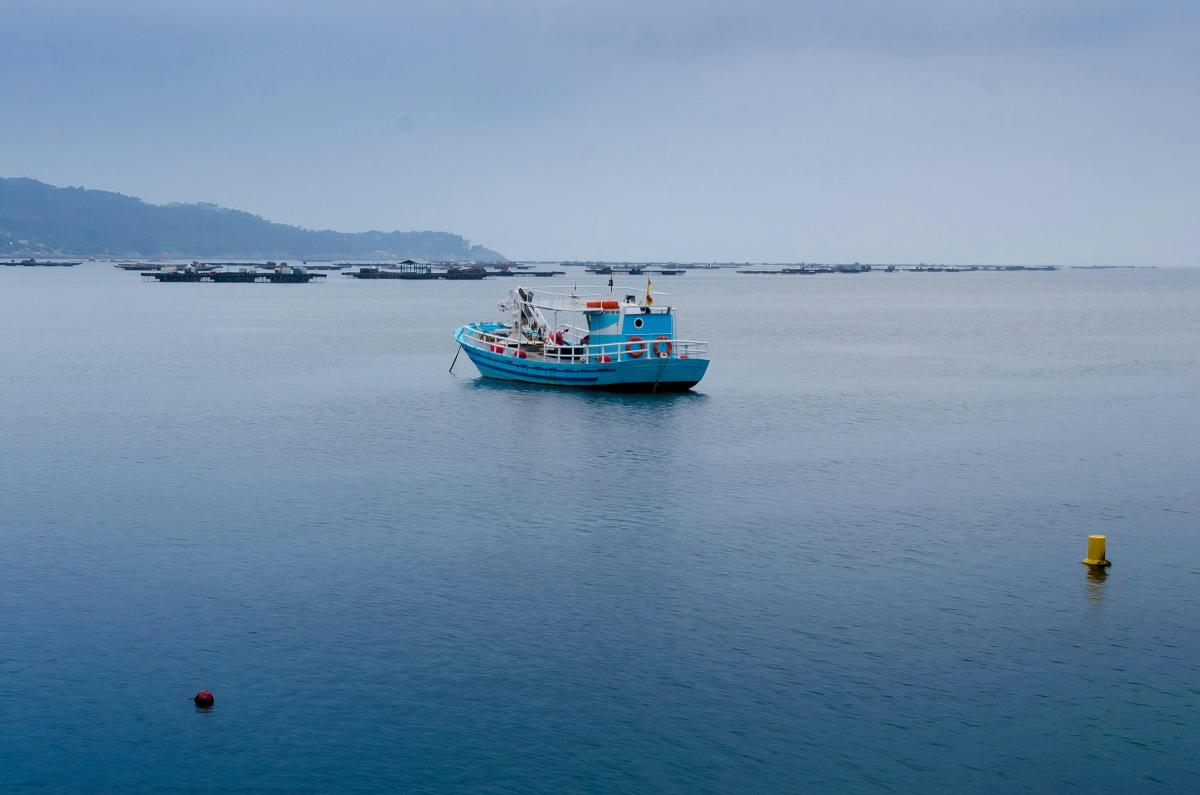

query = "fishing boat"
[453, 284, 709, 391]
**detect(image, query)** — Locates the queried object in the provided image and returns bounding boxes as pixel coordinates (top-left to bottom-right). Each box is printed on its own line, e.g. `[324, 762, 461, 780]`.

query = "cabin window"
[633, 317, 644, 329]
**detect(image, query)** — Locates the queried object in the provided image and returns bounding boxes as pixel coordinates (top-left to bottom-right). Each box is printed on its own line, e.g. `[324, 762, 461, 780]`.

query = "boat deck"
[459, 323, 707, 364]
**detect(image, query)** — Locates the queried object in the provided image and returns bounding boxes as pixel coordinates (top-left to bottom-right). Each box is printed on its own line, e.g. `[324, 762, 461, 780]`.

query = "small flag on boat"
[646, 278, 654, 305]
[607, 275, 614, 291]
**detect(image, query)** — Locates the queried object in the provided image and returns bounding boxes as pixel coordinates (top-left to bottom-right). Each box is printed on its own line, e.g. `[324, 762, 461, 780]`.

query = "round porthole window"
[633, 317, 644, 329]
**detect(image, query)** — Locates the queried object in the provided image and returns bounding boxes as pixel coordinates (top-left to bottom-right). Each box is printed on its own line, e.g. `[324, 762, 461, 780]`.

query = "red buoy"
[193, 690, 215, 708]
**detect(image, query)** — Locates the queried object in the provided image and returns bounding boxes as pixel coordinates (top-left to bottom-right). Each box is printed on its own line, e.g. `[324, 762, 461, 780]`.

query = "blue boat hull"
[454, 326, 709, 391]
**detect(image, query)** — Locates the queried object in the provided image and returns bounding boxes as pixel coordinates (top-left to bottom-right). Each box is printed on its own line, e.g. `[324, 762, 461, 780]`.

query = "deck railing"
[460, 326, 707, 363]
[510, 287, 668, 313]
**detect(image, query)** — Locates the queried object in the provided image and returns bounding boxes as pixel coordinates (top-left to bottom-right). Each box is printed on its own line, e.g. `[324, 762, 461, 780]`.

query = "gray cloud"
[1, 1, 1197, 263]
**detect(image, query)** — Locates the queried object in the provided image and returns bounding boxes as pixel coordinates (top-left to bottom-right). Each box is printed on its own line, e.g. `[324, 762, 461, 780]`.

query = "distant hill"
[0, 178, 505, 261]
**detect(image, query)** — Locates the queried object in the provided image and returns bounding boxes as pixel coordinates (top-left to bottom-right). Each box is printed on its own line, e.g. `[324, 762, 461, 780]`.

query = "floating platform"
[343, 265, 495, 280]
[489, 270, 565, 277]
[737, 266, 852, 275]
[117, 263, 167, 271]
[118, 262, 222, 272]
[344, 266, 440, 280]
[443, 267, 489, 280]
[585, 266, 685, 275]
[143, 270, 325, 283]
[120, 260, 337, 272]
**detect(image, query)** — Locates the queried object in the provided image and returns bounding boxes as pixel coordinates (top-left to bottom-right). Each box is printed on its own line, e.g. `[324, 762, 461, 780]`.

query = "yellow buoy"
[1082, 535, 1111, 568]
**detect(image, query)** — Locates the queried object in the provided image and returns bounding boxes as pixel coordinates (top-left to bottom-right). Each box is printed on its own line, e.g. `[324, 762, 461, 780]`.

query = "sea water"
[1, 265, 1197, 791]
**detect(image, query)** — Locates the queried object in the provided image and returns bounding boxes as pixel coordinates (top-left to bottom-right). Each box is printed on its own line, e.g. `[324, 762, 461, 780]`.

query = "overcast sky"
[2, 1, 1197, 263]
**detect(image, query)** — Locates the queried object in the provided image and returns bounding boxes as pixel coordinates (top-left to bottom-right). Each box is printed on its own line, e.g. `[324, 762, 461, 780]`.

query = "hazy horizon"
[2, 1, 1197, 265]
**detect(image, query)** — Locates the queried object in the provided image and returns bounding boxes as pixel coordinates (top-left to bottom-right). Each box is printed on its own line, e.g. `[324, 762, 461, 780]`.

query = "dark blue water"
[2, 265, 1198, 791]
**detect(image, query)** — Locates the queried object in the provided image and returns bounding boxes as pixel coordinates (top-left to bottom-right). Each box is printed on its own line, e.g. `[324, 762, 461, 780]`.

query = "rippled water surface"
[2, 265, 1198, 791]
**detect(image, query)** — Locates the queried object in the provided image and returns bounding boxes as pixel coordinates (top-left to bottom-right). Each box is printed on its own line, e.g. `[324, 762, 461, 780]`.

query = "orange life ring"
[626, 336, 646, 358]
[653, 336, 672, 357]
